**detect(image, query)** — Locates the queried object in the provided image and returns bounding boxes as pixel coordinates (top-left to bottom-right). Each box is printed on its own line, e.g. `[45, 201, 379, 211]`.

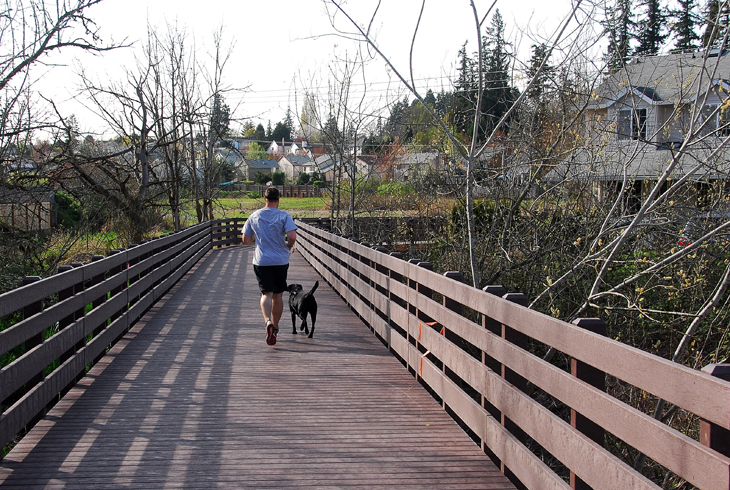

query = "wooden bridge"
[0, 219, 729, 489]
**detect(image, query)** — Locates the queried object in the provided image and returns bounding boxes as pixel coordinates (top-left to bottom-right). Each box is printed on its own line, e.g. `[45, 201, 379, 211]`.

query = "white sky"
[35, 0, 588, 135]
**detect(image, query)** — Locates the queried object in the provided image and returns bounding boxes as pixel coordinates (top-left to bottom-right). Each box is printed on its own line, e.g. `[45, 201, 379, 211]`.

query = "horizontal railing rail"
[211, 218, 245, 248]
[0, 221, 213, 451]
[294, 220, 730, 490]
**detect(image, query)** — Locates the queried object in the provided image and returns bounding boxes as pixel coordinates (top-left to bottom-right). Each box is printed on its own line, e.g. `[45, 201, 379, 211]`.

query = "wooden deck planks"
[0, 246, 514, 489]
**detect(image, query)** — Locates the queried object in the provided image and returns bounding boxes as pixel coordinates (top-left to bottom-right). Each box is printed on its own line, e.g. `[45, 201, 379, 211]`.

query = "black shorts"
[253, 264, 289, 294]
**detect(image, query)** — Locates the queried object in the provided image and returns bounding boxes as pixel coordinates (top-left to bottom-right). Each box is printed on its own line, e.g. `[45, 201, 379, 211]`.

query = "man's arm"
[243, 233, 254, 245]
[286, 230, 296, 250]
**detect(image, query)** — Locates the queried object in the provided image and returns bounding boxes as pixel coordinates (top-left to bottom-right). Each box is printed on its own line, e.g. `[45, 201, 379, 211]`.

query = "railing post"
[407, 259, 421, 319]
[481, 285, 506, 423]
[442, 272, 464, 396]
[700, 363, 730, 457]
[571, 318, 607, 490]
[57, 265, 77, 359]
[416, 262, 433, 324]
[501, 293, 528, 391]
[501, 292, 528, 487]
[22, 276, 43, 388]
[22, 276, 45, 425]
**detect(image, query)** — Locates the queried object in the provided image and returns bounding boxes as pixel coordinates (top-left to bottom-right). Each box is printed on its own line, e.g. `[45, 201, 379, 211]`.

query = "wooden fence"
[220, 184, 323, 198]
[2, 218, 729, 490]
[0, 222, 225, 452]
[294, 220, 730, 490]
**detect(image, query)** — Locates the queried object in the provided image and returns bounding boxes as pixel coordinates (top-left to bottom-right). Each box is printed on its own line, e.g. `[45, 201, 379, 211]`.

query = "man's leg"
[260, 292, 284, 327]
[261, 291, 278, 345]
[271, 292, 284, 327]
[260, 291, 274, 325]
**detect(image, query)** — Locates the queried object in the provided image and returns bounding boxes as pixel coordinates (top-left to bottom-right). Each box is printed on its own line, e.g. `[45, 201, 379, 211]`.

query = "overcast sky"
[37, 0, 585, 135]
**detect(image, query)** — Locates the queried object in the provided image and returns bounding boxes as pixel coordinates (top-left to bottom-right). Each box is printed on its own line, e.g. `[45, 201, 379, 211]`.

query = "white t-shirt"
[242, 207, 297, 266]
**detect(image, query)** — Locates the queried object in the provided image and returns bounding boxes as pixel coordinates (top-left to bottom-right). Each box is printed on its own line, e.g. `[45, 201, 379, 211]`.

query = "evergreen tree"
[702, 0, 729, 48]
[241, 121, 255, 137]
[265, 121, 273, 139]
[253, 124, 266, 142]
[210, 94, 230, 140]
[481, 9, 514, 137]
[271, 119, 292, 141]
[635, 0, 668, 56]
[424, 89, 436, 107]
[451, 42, 475, 135]
[384, 96, 410, 137]
[672, 0, 700, 51]
[526, 43, 554, 101]
[284, 107, 295, 136]
[604, 0, 635, 71]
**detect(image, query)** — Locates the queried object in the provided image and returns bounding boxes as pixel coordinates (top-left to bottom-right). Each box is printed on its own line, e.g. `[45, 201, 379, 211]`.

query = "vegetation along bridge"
[0, 219, 728, 489]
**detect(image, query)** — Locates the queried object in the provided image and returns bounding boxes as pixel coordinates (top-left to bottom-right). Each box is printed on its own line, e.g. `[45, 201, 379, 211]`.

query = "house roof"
[246, 159, 279, 170]
[281, 155, 312, 166]
[542, 142, 730, 182]
[395, 152, 442, 166]
[588, 50, 730, 109]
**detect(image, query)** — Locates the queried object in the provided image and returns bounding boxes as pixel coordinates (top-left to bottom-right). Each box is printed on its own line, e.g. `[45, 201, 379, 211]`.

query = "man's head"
[264, 186, 280, 203]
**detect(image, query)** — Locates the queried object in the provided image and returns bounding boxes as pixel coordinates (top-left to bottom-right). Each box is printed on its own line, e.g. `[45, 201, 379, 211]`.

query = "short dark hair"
[264, 186, 280, 201]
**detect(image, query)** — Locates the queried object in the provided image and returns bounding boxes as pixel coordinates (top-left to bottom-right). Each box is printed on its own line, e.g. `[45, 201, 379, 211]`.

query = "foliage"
[55, 191, 83, 228]
[671, 0, 700, 51]
[247, 142, 267, 159]
[270, 118, 293, 142]
[271, 170, 285, 185]
[253, 171, 271, 184]
[634, 0, 668, 56]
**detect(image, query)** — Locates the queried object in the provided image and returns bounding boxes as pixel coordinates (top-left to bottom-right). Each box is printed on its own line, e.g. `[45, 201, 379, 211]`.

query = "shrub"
[55, 191, 82, 228]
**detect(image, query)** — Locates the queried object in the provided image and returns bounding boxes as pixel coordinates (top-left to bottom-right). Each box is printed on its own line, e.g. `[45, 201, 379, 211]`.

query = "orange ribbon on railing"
[418, 322, 444, 377]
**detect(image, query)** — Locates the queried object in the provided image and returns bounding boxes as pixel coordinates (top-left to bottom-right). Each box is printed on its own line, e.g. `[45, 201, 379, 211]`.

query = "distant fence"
[294, 220, 730, 490]
[219, 184, 323, 198]
[297, 217, 446, 251]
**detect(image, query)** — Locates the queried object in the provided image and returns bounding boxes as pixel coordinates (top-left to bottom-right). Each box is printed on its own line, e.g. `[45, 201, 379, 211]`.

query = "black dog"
[286, 281, 318, 338]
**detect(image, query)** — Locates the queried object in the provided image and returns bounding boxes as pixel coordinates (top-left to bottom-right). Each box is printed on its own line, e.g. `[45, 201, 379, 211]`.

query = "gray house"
[545, 49, 730, 206]
[244, 158, 279, 181]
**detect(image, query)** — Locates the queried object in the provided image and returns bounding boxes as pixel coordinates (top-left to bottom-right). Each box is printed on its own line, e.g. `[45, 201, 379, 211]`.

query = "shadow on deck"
[0, 246, 511, 489]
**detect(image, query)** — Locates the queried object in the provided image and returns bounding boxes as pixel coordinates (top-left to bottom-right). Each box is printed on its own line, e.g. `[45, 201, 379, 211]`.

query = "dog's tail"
[308, 281, 319, 295]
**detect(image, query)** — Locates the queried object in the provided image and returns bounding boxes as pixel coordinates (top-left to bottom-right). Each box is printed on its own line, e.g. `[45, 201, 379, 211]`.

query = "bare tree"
[323, 0, 588, 287]
[296, 48, 386, 236]
[0, 0, 123, 288]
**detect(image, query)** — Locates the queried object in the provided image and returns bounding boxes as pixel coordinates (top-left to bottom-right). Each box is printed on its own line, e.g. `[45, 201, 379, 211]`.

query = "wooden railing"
[3, 217, 729, 490]
[0, 222, 214, 451]
[294, 220, 730, 490]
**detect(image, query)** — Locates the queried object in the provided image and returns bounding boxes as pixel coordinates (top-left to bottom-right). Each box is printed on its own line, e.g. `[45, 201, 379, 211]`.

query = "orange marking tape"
[417, 322, 444, 376]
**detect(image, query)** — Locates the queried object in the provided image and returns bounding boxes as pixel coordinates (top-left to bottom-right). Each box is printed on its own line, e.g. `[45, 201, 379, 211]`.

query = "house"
[314, 154, 338, 183]
[214, 147, 247, 181]
[313, 154, 373, 182]
[278, 155, 313, 180]
[356, 155, 376, 176]
[545, 49, 730, 208]
[244, 158, 280, 181]
[391, 152, 443, 181]
[266, 140, 297, 157]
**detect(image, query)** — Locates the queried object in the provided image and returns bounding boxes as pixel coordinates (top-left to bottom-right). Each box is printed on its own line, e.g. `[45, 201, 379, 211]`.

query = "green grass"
[211, 196, 329, 219]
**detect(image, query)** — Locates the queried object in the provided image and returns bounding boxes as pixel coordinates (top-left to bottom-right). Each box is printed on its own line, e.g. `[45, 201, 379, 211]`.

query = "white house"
[278, 155, 312, 180]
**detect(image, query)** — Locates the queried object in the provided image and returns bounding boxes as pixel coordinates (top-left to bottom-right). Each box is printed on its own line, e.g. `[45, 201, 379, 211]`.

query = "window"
[618, 108, 647, 140]
[722, 108, 730, 136]
[701, 104, 718, 135]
